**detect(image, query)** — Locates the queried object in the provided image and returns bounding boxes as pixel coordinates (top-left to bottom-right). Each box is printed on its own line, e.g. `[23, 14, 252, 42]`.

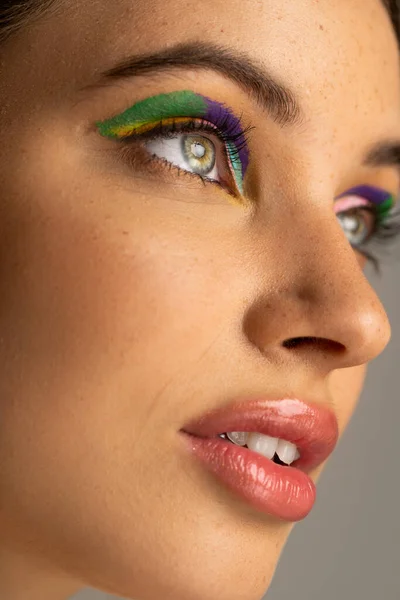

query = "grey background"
[69, 258, 400, 600]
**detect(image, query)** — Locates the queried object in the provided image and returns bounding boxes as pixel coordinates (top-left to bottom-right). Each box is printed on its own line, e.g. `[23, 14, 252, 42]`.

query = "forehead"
[5, 0, 400, 145]
[55, 0, 398, 93]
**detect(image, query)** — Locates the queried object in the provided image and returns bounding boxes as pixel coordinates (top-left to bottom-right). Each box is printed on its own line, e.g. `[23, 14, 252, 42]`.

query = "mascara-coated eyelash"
[96, 90, 252, 194]
[357, 204, 400, 274]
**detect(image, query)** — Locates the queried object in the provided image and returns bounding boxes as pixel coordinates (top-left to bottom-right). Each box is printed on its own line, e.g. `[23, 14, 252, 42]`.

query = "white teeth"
[276, 439, 299, 465]
[247, 433, 279, 460]
[225, 431, 300, 465]
[226, 431, 249, 446]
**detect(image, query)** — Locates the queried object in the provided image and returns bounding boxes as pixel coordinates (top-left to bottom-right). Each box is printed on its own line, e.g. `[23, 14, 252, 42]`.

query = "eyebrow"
[82, 41, 303, 128]
[84, 40, 400, 176]
[364, 141, 400, 175]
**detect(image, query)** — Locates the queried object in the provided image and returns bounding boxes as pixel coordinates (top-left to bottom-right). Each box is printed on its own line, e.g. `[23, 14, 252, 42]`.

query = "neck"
[0, 545, 83, 600]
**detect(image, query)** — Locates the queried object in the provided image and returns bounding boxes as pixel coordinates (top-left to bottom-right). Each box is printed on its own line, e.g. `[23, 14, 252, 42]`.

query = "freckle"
[122, 231, 129, 235]
[220, 28, 224, 32]
[319, 24, 324, 30]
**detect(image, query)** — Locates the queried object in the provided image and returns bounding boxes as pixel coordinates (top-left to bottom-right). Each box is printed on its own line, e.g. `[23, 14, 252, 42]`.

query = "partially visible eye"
[334, 186, 400, 272]
[336, 207, 375, 246]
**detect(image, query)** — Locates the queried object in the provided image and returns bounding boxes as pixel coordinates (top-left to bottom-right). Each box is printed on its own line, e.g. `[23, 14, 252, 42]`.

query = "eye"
[143, 131, 235, 191]
[334, 187, 396, 249]
[95, 92, 252, 198]
[336, 207, 376, 246]
[333, 186, 400, 271]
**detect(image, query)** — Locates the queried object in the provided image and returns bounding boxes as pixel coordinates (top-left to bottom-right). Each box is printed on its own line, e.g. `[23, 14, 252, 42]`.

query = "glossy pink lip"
[179, 398, 339, 521]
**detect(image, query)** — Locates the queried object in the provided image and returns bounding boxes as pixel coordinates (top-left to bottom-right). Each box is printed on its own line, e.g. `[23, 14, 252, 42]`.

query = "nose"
[243, 203, 392, 373]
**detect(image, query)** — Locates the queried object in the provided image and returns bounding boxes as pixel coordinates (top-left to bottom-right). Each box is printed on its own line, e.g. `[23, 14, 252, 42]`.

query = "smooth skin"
[0, 1, 399, 599]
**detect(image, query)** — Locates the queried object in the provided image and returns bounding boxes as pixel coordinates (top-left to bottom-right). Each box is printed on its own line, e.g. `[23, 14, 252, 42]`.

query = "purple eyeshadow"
[203, 99, 249, 175]
[338, 185, 391, 206]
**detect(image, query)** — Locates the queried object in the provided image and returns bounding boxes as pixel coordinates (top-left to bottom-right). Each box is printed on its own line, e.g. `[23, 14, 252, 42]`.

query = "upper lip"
[181, 397, 339, 472]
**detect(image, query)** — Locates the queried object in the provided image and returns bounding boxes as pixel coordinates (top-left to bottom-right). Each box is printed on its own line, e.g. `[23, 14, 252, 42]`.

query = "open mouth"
[180, 397, 339, 521]
[217, 432, 300, 467]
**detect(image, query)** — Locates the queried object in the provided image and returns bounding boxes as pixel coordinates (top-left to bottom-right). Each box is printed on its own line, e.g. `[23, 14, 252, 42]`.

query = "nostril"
[283, 336, 321, 349]
[282, 336, 345, 352]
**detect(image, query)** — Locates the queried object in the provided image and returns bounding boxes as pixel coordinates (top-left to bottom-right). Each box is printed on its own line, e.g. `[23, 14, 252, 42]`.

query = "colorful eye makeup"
[96, 90, 250, 193]
[337, 185, 395, 223]
[333, 184, 400, 266]
[96, 93, 400, 267]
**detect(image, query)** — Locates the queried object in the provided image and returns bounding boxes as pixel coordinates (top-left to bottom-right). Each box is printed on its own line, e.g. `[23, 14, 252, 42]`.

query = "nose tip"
[280, 304, 391, 365]
[245, 286, 391, 372]
[244, 240, 392, 373]
[345, 302, 392, 363]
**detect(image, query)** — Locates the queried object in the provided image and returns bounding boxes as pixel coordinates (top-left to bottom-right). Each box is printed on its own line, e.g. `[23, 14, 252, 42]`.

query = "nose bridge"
[289, 208, 357, 297]
[290, 205, 371, 301]
[246, 202, 391, 369]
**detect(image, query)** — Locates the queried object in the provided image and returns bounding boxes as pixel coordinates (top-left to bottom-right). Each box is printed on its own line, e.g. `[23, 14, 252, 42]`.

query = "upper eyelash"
[119, 116, 253, 173]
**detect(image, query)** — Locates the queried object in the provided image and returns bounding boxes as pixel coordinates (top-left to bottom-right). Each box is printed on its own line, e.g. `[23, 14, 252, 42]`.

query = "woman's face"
[0, 0, 399, 599]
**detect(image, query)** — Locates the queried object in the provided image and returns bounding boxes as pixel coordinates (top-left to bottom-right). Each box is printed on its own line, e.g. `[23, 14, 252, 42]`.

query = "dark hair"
[0, 0, 399, 45]
[0, 0, 58, 43]
[386, 0, 400, 43]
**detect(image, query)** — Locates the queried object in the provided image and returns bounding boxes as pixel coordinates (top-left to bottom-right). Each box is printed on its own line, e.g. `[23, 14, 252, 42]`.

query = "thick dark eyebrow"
[364, 141, 400, 175]
[81, 41, 303, 128]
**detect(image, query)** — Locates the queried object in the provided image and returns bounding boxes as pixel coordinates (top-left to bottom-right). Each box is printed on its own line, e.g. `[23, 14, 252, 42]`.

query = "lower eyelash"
[358, 204, 400, 274]
[122, 144, 235, 197]
[157, 154, 241, 200]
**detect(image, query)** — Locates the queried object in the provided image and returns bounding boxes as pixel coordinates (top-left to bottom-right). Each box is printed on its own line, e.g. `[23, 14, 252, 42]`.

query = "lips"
[179, 397, 339, 521]
[181, 397, 339, 472]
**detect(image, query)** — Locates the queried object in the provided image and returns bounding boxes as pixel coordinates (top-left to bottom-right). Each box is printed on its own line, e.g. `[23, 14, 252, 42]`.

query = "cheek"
[0, 194, 189, 395]
[0, 164, 238, 433]
[0, 170, 291, 600]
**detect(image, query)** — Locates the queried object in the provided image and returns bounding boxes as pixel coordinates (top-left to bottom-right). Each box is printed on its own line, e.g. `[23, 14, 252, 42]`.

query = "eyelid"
[107, 117, 197, 138]
[95, 90, 252, 190]
[334, 196, 370, 214]
[336, 185, 395, 222]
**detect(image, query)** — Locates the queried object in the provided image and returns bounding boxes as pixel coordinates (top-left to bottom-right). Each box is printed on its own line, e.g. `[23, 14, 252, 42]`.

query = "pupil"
[344, 215, 359, 232]
[348, 217, 362, 233]
[338, 212, 366, 240]
[191, 142, 206, 159]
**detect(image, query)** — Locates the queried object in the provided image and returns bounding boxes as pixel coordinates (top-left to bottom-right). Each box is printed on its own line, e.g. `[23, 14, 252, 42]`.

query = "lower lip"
[179, 432, 316, 522]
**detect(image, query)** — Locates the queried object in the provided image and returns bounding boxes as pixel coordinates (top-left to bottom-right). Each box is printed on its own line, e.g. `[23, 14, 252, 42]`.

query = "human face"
[0, 1, 399, 599]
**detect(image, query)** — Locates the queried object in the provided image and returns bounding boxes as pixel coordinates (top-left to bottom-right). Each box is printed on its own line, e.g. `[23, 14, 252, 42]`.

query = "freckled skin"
[0, 1, 399, 600]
